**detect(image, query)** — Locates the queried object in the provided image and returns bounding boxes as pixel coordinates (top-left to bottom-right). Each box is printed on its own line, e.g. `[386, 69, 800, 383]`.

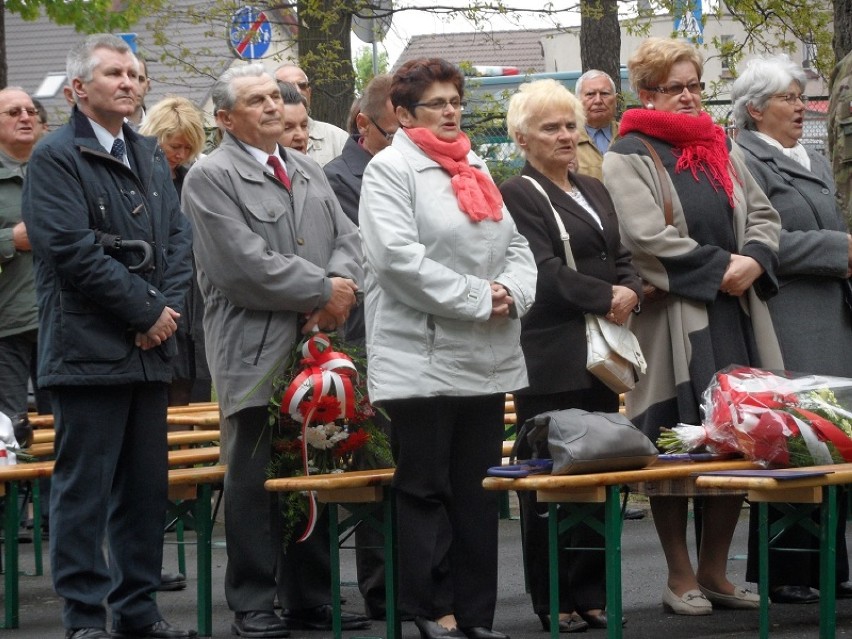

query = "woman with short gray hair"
[731, 54, 852, 606]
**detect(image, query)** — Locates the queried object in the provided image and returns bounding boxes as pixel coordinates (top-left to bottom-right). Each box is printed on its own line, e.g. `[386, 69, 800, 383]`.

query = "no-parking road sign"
[229, 6, 273, 60]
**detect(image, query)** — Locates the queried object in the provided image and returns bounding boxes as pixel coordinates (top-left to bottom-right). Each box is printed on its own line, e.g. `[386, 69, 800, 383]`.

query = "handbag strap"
[635, 137, 673, 227]
[521, 175, 577, 270]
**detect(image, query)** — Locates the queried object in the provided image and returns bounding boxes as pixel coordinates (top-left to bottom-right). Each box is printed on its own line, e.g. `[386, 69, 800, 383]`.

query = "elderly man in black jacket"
[22, 34, 194, 639]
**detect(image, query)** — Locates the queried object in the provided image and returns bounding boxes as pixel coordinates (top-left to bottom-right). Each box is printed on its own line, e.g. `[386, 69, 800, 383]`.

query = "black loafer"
[460, 626, 510, 639]
[769, 585, 819, 604]
[231, 611, 290, 638]
[67, 630, 111, 639]
[623, 507, 645, 520]
[577, 611, 626, 629]
[282, 604, 370, 631]
[838, 582, 852, 599]
[111, 619, 197, 638]
[537, 613, 589, 633]
[157, 570, 187, 592]
[413, 617, 466, 639]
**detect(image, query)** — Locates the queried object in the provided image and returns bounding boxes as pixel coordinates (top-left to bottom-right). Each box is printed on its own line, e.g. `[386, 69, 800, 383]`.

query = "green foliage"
[8, 0, 164, 33]
[353, 45, 388, 95]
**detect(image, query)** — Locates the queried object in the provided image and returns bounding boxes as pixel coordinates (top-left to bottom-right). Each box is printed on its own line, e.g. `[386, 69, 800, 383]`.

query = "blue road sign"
[229, 7, 272, 60]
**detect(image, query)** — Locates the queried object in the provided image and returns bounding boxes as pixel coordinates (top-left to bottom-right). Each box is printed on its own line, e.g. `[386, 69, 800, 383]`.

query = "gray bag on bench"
[515, 408, 658, 475]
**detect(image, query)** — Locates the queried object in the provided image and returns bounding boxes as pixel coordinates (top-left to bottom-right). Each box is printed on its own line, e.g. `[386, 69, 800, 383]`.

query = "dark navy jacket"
[22, 107, 193, 387]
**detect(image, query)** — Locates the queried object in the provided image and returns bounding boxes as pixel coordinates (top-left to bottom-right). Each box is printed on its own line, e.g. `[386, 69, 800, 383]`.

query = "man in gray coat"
[181, 64, 365, 638]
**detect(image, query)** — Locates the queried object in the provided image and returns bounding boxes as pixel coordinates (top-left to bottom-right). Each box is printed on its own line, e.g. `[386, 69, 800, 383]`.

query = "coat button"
[148, 289, 157, 297]
[153, 191, 158, 197]
[297, 238, 305, 245]
[822, 188, 830, 194]
[129, 190, 136, 195]
[600, 252, 607, 261]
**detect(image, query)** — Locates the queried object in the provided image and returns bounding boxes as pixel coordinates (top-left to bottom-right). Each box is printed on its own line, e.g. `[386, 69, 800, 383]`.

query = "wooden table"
[265, 468, 397, 639]
[483, 458, 760, 639]
[696, 462, 852, 639]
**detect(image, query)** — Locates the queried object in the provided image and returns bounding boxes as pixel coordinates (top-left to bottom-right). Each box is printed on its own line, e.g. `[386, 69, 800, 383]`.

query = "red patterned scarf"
[405, 127, 503, 222]
[619, 109, 739, 207]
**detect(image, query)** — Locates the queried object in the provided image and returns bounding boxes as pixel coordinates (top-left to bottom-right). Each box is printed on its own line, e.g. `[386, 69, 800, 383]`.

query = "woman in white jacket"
[359, 58, 537, 639]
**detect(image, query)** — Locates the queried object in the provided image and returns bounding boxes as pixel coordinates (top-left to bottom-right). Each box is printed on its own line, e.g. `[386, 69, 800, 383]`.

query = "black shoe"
[460, 626, 510, 639]
[231, 611, 290, 638]
[157, 570, 187, 592]
[67, 630, 111, 639]
[578, 611, 626, 629]
[838, 582, 852, 599]
[623, 507, 645, 520]
[413, 617, 466, 639]
[111, 619, 197, 638]
[769, 585, 819, 604]
[537, 613, 589, 633]
[282, 604, 370, 631]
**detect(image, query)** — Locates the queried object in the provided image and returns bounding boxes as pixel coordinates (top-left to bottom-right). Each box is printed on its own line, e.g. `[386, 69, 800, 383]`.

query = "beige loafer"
[698, 584, 760, 610]
[662, 586, 712, 615]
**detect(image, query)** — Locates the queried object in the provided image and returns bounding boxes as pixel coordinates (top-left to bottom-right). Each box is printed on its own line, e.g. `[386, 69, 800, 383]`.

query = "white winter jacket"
[358, 129, 537, 403]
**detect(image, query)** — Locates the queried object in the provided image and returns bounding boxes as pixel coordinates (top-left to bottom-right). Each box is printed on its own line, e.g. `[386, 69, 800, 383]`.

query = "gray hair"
[575, 69, 616, 97]
[506, 79, 585, 157]
[66, 34, 135, 87]
[731, 55, 807, 130]
[212, 63, 270, 112]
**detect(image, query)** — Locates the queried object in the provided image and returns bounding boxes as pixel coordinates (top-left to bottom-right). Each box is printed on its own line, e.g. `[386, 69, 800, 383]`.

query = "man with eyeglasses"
[575, 70, 620, 180]
[274, 63, 349, 166]
[322, 74, 398, 621]
[0, 87, 45, 442]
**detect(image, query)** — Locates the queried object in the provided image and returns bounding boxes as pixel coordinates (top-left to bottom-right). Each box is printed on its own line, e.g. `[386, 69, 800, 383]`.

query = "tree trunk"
[297, 0, 354, 129]
[580, 0, 621, 93]
[835, 0, 852, 63]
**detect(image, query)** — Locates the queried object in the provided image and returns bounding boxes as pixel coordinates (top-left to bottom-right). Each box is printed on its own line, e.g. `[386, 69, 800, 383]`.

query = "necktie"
[593, 129, 609, 154]
[266, 155, 291, 191]
[110, 138, 126, 161]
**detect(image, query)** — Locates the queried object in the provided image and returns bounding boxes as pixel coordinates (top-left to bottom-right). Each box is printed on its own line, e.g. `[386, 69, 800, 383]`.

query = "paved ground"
[5, 495, 852, 638]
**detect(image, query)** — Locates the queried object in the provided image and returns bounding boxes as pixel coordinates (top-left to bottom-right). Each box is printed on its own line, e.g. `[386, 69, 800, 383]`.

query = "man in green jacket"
[0, 87, 41, 422]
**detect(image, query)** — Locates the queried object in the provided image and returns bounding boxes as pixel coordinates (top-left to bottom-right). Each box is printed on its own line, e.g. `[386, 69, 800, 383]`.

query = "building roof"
[393, 28, 558, 74]
[6, 1, 297, 127]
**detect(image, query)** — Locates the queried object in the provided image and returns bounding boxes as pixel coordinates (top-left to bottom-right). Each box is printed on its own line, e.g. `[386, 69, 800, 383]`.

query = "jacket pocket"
[60, 290, 131, 363]
[245, 198, 287, 225]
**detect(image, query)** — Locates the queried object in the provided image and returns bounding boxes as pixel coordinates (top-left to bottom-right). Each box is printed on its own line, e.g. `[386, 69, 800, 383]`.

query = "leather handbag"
[521, 175, 646, 394]
[513, 408, 658, 475]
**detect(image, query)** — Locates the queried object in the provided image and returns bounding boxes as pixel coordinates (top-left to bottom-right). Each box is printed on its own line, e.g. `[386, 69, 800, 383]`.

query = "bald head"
[275, 64, 311, 107]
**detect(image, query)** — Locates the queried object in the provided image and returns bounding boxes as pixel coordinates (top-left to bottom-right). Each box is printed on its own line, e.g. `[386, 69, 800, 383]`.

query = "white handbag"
[522, 176, 646, 394]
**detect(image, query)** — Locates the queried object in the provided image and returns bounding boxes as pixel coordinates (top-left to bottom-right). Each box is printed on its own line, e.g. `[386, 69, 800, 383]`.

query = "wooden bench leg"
[2, 481, 20, 629]
[32, 481, 43, 577]
[603, 485, 623, 639]
[193, 485, 214, 637]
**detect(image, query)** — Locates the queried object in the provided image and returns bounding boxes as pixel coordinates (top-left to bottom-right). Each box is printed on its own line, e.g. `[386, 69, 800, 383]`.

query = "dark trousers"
[50, 383, 168, 631]
[0, 329, 40, 418]
[223, 406, 332, 612]
[514, 385, 615, 614]
[745, 490, 850, 589]
[384, 394, 504, 628]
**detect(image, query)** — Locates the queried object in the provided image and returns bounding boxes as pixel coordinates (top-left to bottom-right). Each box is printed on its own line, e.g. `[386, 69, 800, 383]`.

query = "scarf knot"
[619, 110, 739, 208]
[404, 127, 503, 222]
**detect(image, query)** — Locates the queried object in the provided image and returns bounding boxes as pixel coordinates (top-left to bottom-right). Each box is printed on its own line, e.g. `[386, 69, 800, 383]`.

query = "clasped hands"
[302, 277, 359, 335]
[136, 306, 180, 351]
[606, 285, 639, 325]
[719, 254, 763, 297]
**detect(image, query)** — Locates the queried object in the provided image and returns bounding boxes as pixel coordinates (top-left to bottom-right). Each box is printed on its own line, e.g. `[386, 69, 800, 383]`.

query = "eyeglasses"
[0, 107, 38, 119]
[411, 98, 466, 112]
[369, 116, 395, 142]
[653, 81, 705, 96]
[771, 93, 809, 105]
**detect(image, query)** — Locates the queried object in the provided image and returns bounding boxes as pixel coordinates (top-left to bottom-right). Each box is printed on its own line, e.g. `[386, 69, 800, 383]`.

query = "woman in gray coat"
[731, 54, 852, 605]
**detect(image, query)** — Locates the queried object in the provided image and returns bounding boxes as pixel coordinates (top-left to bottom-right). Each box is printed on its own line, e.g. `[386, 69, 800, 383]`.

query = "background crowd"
[2, 30, 852, 639]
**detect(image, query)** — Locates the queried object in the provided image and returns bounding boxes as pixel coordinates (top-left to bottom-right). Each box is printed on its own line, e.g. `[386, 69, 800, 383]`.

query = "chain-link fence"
[466, 97, 830, 184]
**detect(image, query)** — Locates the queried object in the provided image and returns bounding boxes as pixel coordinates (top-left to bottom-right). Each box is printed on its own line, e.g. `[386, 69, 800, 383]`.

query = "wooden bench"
[0, 458, 226, 636]
[482, 458, 760, 639]
[24, 429, 220, 457]
[265, 469, 398, 639]
[696, 463, 852, 639]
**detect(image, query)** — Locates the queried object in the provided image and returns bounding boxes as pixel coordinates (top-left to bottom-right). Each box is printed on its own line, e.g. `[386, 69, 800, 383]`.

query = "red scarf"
[405, 127, 503, 223]
[619, 109, 738, 207]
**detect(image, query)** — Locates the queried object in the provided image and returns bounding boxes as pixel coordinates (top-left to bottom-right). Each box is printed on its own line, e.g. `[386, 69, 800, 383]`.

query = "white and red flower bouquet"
[657, 366, 852, 467]
[266, 332, 392, 545]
